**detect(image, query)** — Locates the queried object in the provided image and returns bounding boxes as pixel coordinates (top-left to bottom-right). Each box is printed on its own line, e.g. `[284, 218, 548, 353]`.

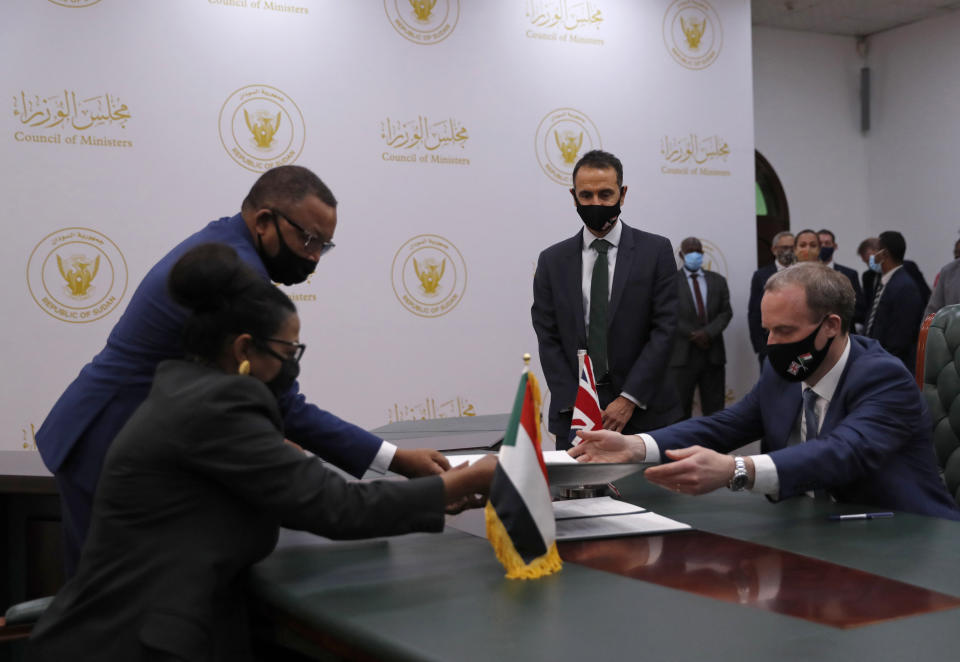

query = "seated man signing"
[571, 262, 960, 520]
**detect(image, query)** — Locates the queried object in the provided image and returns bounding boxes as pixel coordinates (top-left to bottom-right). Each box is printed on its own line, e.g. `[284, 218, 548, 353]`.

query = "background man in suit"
[748, 231, 794, 364]
[926, 255, 960, 317]
[861, 235, 931, 310]
[532, 149, 680, 450]
[671, 237, 733, 420]
[572, 262, 959, 520]
[858, 237, 882, 309]
[927, 254, 960, 317]
[865, 231, 926, 373]
[818, 228, 866, 326]
[37, 165, 449, 576]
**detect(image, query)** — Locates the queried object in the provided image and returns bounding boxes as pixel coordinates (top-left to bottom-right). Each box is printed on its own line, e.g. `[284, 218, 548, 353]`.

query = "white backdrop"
[2, 0, 755, 453]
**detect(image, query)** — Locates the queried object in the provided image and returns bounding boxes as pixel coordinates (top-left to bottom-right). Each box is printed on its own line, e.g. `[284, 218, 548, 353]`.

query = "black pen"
[827, 512, 894, 521]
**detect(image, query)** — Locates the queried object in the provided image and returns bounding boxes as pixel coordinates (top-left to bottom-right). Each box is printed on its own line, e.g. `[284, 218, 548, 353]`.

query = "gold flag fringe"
[485, 501, 563, 580]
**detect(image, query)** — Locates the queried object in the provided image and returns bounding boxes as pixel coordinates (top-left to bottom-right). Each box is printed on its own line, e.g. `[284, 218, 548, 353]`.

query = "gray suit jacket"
[29, 360, 445, 662]
[925, 258, 960, 317]
[670, 268, 733, 367]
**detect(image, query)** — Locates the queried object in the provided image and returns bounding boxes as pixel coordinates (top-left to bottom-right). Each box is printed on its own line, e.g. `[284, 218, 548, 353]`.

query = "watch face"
[731, 473, 749, 490]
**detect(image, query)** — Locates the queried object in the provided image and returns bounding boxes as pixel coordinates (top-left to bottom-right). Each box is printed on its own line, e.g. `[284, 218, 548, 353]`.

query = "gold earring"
[238, 360, 251, 376]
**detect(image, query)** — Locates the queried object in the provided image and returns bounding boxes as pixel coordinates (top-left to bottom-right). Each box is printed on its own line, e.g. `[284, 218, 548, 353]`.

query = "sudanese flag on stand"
[484, 367, 562, 580]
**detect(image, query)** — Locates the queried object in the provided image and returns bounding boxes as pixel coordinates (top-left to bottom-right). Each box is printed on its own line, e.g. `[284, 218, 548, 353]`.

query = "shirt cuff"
[637, 433, 660, 464]
[620, 392, 646, 410]
[369, 440, 397, 474]
[749, 454, 779, 495]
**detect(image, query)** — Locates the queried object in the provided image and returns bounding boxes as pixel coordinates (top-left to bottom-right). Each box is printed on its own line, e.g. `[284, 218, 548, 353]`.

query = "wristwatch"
[728, 456, 748, 491]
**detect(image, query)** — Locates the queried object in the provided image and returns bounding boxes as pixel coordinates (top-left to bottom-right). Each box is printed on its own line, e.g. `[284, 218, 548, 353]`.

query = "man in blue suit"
[865, 230, 926, 374]
[532, 150, 680, 450]
[38, 165, 450, 576]
[572, 262, 959, 520]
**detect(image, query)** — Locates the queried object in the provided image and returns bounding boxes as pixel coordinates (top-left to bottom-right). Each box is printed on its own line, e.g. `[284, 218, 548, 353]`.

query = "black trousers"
[671, 350, 725, 420]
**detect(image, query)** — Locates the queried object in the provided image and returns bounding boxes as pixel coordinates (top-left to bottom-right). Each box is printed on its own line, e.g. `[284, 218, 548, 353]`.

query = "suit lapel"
[608, 223, 634, 323]
[677, 269, 695, 316]
[765, 379, 802, 451]
[564, 232, 587, 345]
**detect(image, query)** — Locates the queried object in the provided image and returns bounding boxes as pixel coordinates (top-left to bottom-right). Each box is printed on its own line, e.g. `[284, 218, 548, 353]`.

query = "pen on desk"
[827, 512, 894, 521]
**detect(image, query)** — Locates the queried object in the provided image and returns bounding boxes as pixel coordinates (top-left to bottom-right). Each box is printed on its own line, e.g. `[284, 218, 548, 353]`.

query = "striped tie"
[865, 280, 884, 336]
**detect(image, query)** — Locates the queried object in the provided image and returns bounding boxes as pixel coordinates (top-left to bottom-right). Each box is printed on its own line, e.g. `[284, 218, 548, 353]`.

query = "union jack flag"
[787, 352, 814, 376]
[570, 351, 603, 444]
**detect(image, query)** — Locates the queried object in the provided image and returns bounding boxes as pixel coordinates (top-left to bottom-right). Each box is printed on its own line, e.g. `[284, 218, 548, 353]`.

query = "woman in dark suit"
[28, 243, 494, 662]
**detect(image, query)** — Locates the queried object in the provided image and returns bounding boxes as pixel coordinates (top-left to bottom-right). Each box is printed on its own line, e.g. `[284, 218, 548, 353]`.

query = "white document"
[552, 496, 646, 520]
[541, 450, 578, 464]
[556, 511, 691, 540]
[445, 450, 577, 468]
[445, 453, 488, 467]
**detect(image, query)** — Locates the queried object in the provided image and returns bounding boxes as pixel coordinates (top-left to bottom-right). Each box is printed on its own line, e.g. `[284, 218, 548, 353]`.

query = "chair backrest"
[922, 304, 960, 506]
[917, 313, 937, 388]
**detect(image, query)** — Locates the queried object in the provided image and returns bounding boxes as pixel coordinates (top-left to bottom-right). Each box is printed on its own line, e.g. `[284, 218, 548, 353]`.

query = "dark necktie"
[588, 239, 611, 380]
[802, 387, 830, 499]
[802, 387, 819, 442]
[691, 273, 707, 324]
[865, 280, 885, 336]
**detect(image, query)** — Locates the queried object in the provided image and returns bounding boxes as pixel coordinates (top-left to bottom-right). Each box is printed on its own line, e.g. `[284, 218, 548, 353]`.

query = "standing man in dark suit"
[573, 262, 959, 521]
[858, 237, 882, 309]
[818, 228, 866, 326]
[748, 231, 794, 364]
[860, 236, 930, 309]
[865, 231, 926, 374]
[532, 149, 680, 450]
[671, 237, 733, 420]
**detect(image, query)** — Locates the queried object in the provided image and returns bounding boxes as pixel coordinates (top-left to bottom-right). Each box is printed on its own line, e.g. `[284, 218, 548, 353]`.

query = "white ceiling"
[751, 0, 960, 36]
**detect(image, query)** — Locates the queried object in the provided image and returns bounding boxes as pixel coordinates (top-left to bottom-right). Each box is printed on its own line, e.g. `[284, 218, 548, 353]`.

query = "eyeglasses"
[256, 337, 306, 363]
[271, 210, 335, 256]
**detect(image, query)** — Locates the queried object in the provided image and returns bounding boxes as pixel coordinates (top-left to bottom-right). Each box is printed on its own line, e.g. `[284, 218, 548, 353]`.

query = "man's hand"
[643, 446, 734, 495]
[602, 396, 636, 432]
[689, 329, 711, 350]
[441, 455, 497, 512]
[568, 429, 644, 463]
[390, 448, 450, 478]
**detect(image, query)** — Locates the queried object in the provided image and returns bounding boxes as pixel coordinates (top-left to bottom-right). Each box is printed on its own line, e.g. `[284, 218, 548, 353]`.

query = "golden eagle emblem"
[410, 0, 436, 22]
[57, 253, 100, 298]
[555, 130, 583, 165]
[414, 257, 445, 296]
[244, 108, 282, 149]
[681, 16, 706, 50]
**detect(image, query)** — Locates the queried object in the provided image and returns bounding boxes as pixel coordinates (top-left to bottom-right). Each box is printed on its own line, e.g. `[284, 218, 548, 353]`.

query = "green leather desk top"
[251, 472, 960, 662]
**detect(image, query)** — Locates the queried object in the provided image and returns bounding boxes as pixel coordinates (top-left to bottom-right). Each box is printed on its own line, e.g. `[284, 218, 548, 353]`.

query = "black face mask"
[264, 356, 300, 399]
[258, 216, 317, 285]
[575, 197, 622, 234]
[766, 318, 834, 382]
[819, 246, 835, 262]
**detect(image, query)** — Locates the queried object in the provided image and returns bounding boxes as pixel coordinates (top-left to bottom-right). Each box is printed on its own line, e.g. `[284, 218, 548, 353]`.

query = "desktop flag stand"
[484, 355, 563, 579]
[570, 349, 603, 442]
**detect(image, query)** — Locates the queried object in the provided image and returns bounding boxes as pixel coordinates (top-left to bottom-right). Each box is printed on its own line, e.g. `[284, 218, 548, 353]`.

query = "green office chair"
[921, 304, 960, 506]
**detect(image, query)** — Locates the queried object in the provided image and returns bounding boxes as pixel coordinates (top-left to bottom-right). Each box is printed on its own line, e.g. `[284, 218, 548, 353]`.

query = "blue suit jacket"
[652, 335, 959, 520]
[37, 214, 381, 484]
[867, 268, 925, 374]
[532, 222, 680, 434]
